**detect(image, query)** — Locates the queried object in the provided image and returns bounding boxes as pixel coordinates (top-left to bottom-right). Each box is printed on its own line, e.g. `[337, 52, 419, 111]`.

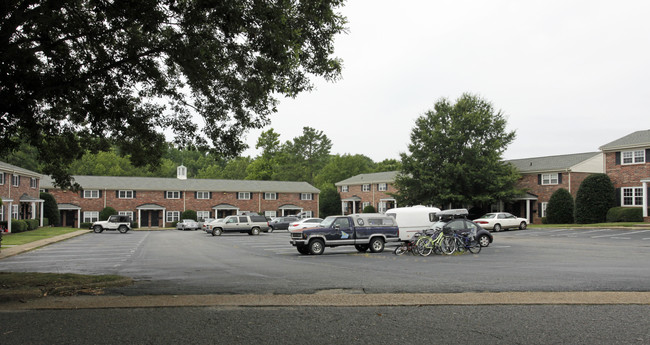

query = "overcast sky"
[241, 0, 650, 162]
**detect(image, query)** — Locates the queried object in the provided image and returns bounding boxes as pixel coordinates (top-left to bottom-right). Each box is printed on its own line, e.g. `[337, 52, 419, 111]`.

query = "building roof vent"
[177, 165, 187, 180]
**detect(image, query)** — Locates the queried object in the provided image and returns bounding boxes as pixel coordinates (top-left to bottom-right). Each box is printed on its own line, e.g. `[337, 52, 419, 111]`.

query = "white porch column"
[77, 209, 81, 228]
[526, 199, 531, 223]
[138, 209, 142, 229]
[643, 180, 648, 218]
[7, 201, 13, 233]
[341, 201, 345, 215]
[40, 202, 44, 226]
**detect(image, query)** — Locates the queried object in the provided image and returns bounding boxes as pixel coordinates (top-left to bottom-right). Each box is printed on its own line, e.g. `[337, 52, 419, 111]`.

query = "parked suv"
[210, 214, 269, 236]
[91, 215, 132, 233]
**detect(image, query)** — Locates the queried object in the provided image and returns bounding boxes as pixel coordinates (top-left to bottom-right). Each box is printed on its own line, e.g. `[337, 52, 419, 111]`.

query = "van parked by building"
[385, 206, 441, 241]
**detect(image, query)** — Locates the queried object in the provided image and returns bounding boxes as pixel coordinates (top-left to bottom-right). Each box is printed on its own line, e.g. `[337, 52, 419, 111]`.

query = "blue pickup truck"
[289, 214, 400, 255]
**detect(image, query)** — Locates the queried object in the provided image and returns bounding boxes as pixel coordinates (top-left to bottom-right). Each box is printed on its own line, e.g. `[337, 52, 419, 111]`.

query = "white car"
[473, 212, 528, 232]
[288, 218, 323, 231]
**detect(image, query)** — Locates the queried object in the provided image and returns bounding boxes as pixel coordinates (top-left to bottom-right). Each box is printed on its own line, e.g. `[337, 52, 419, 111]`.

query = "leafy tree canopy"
[1, 0, 347, 190]
[394, 93, 520, 207]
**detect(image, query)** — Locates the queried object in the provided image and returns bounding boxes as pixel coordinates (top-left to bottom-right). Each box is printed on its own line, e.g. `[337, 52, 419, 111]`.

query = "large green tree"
[1, 0, 347, 189]
[276, 127, 332, 184]
[394, 93, 520, 207]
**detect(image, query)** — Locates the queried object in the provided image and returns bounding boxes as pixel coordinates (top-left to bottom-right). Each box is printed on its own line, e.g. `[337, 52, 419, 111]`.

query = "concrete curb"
[0, 230, 91, 260]
[1, 291, 649, 310]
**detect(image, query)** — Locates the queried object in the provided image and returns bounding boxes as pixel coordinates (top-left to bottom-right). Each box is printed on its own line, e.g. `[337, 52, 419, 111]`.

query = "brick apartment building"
[335, 130, 650, 224]
[0, 161, 44, 233]
[41, 166, 320, 228]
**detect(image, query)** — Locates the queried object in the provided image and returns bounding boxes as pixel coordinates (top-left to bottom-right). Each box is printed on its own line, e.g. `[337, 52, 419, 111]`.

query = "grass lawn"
[1, 227, 84, 246]
[529, 222, 648, 228]
[0, 272, 132, 298]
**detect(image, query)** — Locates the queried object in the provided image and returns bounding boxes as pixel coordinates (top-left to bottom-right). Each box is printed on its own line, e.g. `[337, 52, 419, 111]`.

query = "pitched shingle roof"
[506, 152, 601, 173]
[335, 171, 398, 186]
[0, 161, 42, 178]
[40, 175, 319, 193]
[599, 129, 650, 151]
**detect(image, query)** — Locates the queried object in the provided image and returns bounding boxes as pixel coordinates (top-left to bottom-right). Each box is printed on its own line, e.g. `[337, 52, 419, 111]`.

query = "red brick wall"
[604, 152, 650, 188]
[339, 183, 396, 211]
[515, 171, 594, 224]
[46, 189, 319, 226]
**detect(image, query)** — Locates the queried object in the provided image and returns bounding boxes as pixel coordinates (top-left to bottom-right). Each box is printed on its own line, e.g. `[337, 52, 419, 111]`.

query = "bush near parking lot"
[40, 192, 60, 226]
[99, 207, 117, 221]
[362, 205, 376, 213]
[606, 207, 644, 222]
[575, 174, 616, 224]
[546, 188, 574, 224]
[181, 210, 197, 221]
[10, 220, 28, 233]
[26, 219, 39, 230]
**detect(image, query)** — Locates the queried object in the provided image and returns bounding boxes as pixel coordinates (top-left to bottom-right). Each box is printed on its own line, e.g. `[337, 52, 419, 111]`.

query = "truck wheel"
[212, 228, 222, 236]
[354, 244, 368, 252]
[297, 245, 310, 255]
[250, 227, 260, 236]
[118, 225, 128, 233]
[369, 237, 385, 253]
[309, 239, 325, 255]
[93, 225, 103, 233]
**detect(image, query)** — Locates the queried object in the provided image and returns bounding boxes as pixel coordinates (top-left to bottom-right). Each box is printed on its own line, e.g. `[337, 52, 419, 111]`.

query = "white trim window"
[378, 202, 387, 213]
[119, 190, 134, 199]
[300, 193, 313, 200]
[362, 202, 370, 209]
[265, 210, 277, 218]
[84, 190, 100, 198]
[30, 177, 37, 188]
[12, 174, 20, 187]
[118, 211, 133, 221]
[12, 205, 19, 219]
[167, 211, 180, 222]
[0, 172, 4, 185]
[197, 211, 210, 220]
[0, 205, 4, 220]
[541, 202, 548, 217]
[622, 187, 644, 206]
[166, 191, 181, 199]
[264, 192, 277, 200]
[378, 183, 387, 191]
[238, 192, 251, 200]
[541, 173, 559, 185]
[83, 211, 99, 223]
[196, 191, 210, 199]
[341, 185, 349, 192]
[362, 184, 371, 192]
[622, 150, 645, 165]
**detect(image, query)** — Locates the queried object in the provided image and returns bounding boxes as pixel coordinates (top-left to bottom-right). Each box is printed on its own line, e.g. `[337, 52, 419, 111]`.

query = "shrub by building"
[575, 174, 616, 224]
[546, 188, 574, 224]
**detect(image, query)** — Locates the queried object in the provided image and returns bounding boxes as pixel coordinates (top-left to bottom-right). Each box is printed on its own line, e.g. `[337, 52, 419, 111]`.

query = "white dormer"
[177, 165, 187, 180]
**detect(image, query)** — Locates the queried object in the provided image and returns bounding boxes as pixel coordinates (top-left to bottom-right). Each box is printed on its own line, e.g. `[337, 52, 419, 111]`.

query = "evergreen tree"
[546, 188, 574, 224]
[575, 174, 616, 224]
[40, 192, 60, 226]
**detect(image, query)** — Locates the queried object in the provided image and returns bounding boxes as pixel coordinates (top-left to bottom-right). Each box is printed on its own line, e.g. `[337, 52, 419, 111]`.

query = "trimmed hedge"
[81, 222, 93, 229]
[25, 219, 39, 230]
[362, 205, 376, 213]
[11, 220, 28, 233]
[181, 210, 197, 221]
[606, 207, 644, 222]
[575, 174, 616, 224]
[546, 188, 574, 224]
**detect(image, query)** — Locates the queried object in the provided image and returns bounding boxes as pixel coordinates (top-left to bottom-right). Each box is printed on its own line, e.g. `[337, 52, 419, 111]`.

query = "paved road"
[2, 304, 649, 345]
[1, 228, 649, 295]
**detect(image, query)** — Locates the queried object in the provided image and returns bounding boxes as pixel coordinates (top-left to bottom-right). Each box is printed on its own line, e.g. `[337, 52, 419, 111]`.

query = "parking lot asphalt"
[2, 226, 650, 309]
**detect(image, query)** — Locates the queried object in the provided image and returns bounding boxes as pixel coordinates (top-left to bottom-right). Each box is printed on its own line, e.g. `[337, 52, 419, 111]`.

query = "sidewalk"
[0, 230, 91, 260]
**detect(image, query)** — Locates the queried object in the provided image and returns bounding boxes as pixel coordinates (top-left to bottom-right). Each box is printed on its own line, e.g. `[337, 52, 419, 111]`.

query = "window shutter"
[615, 188, 621, 206]
[538, 174, 542, 185]
[133, 191, 136, 198]
[646, 149, 650, 163]
[80, 190, 84, 198]
[99, 190, 102, 198]
[615, 152, 621, 165]
[558, 173, 562, 184]
[538, 203, 542, 217]
[236, 192, 240, 200]
[194, 192, 197, 199]
[262, 193, 266, 200]
[209, 192, 212, 199]
[164, 191, 167, 199]
[116, 191, 119, 198]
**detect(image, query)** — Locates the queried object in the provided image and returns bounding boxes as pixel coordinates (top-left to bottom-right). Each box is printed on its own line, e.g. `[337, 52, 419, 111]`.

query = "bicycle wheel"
[409, 243, 420, 256]
[441, 236, 456, 255]
[455, 238, 466, 254]
[394, 244, 408, 256]
[468, 240, 481, 254]
[417, 237, 433, 256]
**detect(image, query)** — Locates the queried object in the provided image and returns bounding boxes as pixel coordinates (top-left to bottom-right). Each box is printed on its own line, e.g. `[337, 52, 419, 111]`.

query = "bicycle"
[415, 229, 446, 256]
[393, 233, 420, 256]
[444, 230, 481, 255]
